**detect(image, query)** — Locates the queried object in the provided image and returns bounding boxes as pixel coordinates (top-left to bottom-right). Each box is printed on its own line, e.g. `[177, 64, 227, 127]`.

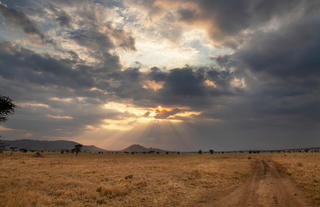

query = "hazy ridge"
[0, 139, 170, 153]
[122, 144, 167, 153]
[0, 139, 107, 152]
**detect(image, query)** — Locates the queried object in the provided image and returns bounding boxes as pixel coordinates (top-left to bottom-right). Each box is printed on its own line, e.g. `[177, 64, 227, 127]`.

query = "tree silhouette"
[209, 149, 214, 154]
[0, 96, 16, 122]
[72, 144, 82, 155]
[0, 96, 16, 152]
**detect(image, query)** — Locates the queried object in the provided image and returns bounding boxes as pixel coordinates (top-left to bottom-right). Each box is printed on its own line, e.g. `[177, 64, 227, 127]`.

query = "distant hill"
[122, 144, 167, 153]
[0, 139, 108, 152]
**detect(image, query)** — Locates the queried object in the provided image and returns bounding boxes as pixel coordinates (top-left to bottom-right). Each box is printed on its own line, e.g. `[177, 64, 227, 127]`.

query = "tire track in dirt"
[207, 159, 312, 207]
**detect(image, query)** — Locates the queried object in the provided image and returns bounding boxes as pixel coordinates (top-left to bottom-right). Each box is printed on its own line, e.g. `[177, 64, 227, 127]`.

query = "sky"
[0, 0, 320, 151]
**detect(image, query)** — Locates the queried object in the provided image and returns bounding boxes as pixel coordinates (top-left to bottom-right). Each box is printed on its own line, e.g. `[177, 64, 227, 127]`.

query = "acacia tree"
[72, 144, 83, 155]
[0, 96, 16, 152]
[0, 96, 16, 122]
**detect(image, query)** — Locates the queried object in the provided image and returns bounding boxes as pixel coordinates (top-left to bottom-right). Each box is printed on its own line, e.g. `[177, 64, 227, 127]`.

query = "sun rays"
[79, 117, 198, 151]
[76, 102, 202, 150]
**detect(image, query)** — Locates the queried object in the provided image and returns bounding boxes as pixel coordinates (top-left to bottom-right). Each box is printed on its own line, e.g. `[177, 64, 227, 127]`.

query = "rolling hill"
[0, 139, 107, 152]
[122, 144, 167, 153]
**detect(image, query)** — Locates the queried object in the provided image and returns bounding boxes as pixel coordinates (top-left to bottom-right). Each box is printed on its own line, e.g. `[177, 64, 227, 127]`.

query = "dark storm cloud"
[133, 0, 319, 46]
[0, 3, 44, 40]
[70, 30, 114, 54]
[0, 39, 126, 139]
[0, 47, 123, 139]
[109, 68, 148, 101]
[158, 67, 237, 107]
[162, 68, 205, 97]
[148, 67, 167, 81]
[231, 13, 320, 89]
[71, 24, 136, 53]
[0, 41, 128, 105]
[179, 0, 302, 34]
[235, 15, 320, 79]
[0, 42, 94, 88]
[108, 66, 237, 109]
[206, 11, 320, 127]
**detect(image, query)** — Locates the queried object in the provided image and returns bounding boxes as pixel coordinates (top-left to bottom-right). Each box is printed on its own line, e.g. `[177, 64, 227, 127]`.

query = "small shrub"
[33, 152, 43, 157]
[20, 149, 28, 153]
[125, 175, 133, 180]
[96, 186, 103, 193]
[96, 186, 129, 199]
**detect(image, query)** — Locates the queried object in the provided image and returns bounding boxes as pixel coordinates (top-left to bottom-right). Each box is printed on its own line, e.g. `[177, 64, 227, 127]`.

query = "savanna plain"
[0, 152, 319, 207]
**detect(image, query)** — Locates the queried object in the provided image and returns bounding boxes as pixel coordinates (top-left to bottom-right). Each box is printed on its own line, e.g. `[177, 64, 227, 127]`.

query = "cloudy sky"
[0, 0, 319, 151]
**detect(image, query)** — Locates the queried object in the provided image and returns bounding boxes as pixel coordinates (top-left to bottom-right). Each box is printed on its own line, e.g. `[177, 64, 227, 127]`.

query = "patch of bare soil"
[207, 159, 313, 207]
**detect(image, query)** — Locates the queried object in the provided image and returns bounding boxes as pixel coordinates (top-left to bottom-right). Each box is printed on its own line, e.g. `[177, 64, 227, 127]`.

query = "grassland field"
[0, 152, 319, 207]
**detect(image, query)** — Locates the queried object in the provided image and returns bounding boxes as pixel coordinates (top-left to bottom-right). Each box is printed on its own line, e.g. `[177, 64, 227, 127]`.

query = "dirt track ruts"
[208, 159, 312, 207]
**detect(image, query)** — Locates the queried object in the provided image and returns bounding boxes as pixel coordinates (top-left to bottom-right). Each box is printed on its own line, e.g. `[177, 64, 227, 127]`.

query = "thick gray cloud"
[210, 11, 320, 129]
[0, 42, 94, 88]
[0, 3, 44, 40]
[235, 15, 320, 79]
[178, 0, 304, 43]
[107, 66, 238, 109]
[132, 0, 320, 47]
[155, 67, 235, 107]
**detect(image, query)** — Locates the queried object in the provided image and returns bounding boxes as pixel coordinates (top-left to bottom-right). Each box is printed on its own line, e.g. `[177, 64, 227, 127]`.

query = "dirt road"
[208, 159, 312, 207]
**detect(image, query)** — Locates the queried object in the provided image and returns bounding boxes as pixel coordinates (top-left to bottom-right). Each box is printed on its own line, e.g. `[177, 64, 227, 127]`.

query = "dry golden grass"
[271, 153, 320, 207]
[0, 152, 251, 207]
[2, 152, 319, 207]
